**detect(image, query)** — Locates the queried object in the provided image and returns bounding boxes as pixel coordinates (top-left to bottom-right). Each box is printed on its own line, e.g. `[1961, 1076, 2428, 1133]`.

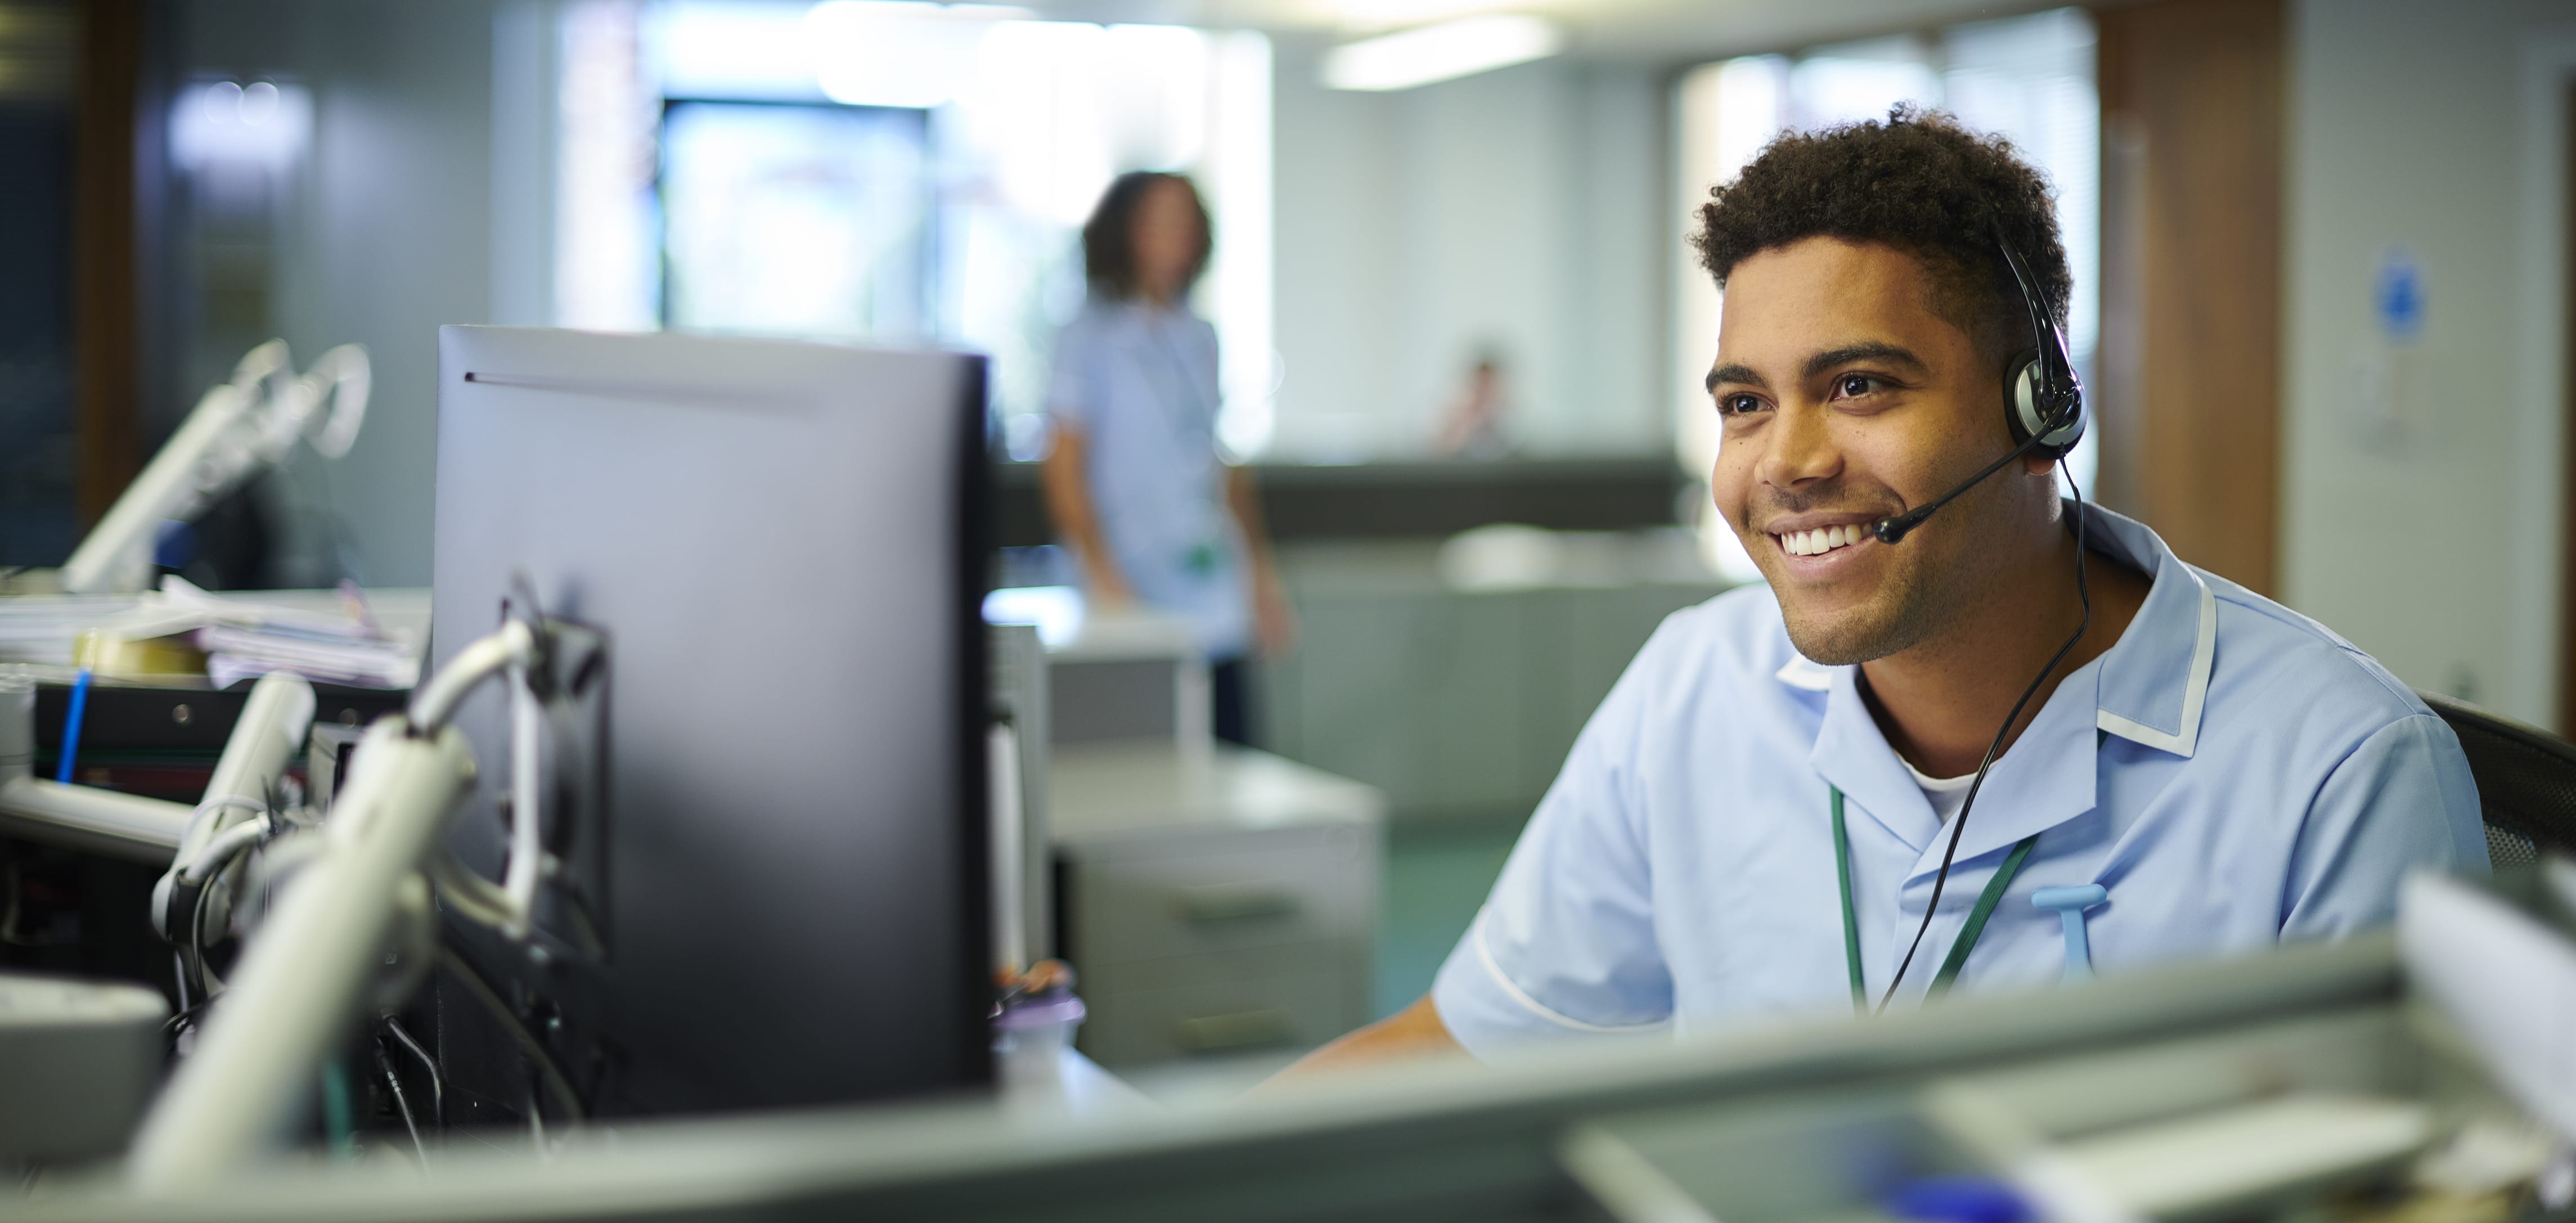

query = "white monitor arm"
[60, 340, 370, 596]
[0, 672, 312, 866]
[125, 617, 577, 1188]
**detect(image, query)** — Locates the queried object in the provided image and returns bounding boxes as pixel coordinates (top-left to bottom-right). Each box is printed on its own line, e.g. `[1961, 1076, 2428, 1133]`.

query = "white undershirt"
[1903, 757, 1979, 824]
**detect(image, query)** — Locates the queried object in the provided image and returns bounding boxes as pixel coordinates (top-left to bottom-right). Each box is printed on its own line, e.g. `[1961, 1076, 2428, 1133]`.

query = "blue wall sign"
[2375, 248, 2424, 342]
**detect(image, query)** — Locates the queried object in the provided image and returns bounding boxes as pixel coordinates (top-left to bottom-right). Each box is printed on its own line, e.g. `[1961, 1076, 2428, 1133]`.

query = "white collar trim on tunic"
[1769, 501, 2218, 759]
[1775, 655, 1833, 691]
[2081, 505, 2218, 758]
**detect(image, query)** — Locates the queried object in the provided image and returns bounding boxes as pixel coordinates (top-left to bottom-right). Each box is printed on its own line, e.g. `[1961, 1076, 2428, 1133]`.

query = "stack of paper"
[0, 596, 147, 667]
[165, 580, 419, 690]
[0, 578, 418, 690]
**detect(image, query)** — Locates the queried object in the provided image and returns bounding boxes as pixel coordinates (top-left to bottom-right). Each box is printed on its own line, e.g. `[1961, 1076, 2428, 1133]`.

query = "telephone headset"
[1862, 228, 2094, 1010]
[1868, 237, 2085, 546]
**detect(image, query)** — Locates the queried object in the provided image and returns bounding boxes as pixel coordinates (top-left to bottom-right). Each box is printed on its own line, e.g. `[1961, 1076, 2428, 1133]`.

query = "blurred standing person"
[1041, 171, 1294, 745]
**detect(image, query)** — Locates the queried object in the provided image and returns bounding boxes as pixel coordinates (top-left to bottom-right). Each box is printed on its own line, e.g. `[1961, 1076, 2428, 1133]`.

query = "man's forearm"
[1274, 995, 1464, 1080]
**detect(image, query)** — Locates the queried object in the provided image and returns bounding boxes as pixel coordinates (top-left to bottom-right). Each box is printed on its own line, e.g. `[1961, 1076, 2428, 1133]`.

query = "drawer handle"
[1174, 1009, 1297, 1054]
[1173, 883, 1301, 925]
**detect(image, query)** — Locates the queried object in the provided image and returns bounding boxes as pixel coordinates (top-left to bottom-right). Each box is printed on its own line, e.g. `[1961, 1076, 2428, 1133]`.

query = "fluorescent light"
[1321, 14, 1561, 92]
[171, 79, 312, 172]
[803, 1, 1032, 109]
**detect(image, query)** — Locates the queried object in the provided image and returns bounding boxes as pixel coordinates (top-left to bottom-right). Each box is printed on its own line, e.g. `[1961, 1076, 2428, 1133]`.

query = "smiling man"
[1292, 109, 2487, 1071]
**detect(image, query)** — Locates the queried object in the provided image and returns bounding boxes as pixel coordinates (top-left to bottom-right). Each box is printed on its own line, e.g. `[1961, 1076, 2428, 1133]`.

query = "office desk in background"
[1050, 743, 1385, 1070]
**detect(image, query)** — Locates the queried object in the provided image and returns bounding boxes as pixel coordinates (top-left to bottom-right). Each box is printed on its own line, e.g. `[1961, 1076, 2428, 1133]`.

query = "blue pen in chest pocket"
[2030, 884, 2109, 981]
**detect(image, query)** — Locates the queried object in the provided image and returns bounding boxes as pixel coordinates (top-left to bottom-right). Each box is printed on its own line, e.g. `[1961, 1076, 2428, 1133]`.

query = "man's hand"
[1269, 995, 1464, 1083]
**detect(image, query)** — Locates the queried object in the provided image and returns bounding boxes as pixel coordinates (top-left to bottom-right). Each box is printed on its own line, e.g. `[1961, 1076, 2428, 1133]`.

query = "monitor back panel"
[430, 326, 990, 1116]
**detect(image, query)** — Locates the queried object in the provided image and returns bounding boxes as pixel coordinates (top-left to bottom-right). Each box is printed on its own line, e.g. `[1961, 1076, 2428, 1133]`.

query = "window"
[555, 1, 1275, 460]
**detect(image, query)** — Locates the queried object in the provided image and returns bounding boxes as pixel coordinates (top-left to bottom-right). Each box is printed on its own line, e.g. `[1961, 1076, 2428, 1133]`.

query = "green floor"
[1373, 817, 1523, 1020]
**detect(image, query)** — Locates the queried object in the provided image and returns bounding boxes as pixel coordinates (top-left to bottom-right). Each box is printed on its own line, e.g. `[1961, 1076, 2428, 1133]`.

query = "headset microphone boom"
[1853, 233, 2095, 1011]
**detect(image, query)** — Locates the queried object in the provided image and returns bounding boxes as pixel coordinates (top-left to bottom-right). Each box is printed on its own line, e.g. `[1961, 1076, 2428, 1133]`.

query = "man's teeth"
[1777, 525, 1866, 556]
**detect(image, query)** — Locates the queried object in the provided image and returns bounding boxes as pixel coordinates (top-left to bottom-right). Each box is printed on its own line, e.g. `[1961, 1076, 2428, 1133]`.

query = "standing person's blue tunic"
[1046, 298, 1249, 661]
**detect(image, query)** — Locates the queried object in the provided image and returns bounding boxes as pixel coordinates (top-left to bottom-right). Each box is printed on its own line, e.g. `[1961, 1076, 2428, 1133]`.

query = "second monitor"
[430, 326, 991, 1118]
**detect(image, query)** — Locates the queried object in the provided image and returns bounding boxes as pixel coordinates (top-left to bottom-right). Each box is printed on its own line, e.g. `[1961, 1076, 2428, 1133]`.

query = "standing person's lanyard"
[1135, 314, 1223, 579]
[1828, 786, 2039, 1015]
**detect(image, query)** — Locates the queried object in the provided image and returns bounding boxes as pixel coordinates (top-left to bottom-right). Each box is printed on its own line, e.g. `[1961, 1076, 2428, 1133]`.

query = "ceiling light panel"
[1321, 14, 1562, 91]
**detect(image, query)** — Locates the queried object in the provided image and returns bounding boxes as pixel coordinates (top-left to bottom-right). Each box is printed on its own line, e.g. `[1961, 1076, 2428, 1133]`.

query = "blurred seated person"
[1431, 349, 1513, 460]
[1287, 109, 2487, 1075]
[1040, 172, 1294, 745]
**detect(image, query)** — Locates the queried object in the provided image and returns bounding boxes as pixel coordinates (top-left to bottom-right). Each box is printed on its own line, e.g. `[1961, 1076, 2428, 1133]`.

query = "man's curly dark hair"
[1690, 105, 2071, 366]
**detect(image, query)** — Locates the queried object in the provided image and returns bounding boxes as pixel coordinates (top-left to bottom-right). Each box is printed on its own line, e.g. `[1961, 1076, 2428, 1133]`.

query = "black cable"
[1, 858, 29, 946]
[383, 1017, 444, 1129]
[375, 1040, 428, 1171]
[161, 997, 213, 1054]
[185, 874, 214, 1001]
[182, 844, 244, 1001]
[436, 949, 584, 1122]
[1876, 463, 2092, 1013]
[176, 820, 270, 1001]
[162, 997, 211, 1032]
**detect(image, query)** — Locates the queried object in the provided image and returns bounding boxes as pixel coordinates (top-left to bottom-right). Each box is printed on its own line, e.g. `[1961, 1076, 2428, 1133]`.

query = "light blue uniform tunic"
[1432, 505, 2489, 1055]
[1047, 299, 1248, 659]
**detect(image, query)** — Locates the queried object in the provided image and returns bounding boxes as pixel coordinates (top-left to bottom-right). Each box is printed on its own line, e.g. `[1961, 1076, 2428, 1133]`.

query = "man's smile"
[1754, 511, 1892, 574]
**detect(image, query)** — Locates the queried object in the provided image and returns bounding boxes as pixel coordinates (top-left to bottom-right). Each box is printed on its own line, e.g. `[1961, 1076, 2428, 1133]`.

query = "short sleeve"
[1190, 318, 1223, 429]
[1046, 318, 1098, 431]
[1432, 642, 1674, 1058]
[2281, 713, 2490, 938]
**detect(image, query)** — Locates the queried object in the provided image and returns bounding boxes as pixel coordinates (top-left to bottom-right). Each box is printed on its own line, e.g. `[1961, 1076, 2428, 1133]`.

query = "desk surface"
[10, 936, 2422, 1223]
[1000, 1044, 1152, 1119]
[1049, 742, 1386, 841]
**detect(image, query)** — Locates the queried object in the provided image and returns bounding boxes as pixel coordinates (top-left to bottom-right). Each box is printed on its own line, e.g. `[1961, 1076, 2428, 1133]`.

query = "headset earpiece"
[1870, 233, 2089, 546]
[2004, 349, 2084, 461]
[1994, 237, 2085, 462]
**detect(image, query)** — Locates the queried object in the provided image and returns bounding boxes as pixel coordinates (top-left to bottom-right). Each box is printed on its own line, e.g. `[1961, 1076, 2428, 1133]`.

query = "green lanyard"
[1831, 786, 2039, 1014]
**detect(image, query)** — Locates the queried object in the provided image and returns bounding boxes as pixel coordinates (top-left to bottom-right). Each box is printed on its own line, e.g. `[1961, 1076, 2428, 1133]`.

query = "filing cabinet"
[1049, 743, 1384, 1069]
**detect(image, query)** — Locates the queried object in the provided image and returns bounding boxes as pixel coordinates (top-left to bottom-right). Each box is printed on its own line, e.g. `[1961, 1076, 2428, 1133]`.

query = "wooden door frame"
[2096, 0, 2286, 599]
[2537, 39, 2576, 733]
[2502, 35, 2576, 732]
[73, 0, 142, 530]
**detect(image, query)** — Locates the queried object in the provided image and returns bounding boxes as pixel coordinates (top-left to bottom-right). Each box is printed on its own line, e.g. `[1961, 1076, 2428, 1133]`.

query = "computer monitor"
[429, 326, 990, 1118]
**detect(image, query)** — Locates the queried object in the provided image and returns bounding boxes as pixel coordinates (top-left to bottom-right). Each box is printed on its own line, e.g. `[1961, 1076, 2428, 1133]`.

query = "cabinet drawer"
[1066, 827, 1375, 968]
[1077, 970, 1354, 1068]
[1084, 938, 1357, 995]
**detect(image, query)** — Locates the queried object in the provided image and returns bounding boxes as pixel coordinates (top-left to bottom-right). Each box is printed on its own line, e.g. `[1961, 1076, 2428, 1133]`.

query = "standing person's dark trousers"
[1212, 658, 1253, 747]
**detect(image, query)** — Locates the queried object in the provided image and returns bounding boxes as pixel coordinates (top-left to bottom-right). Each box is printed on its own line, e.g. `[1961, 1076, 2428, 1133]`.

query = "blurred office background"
[7, 0, 2572, 1020]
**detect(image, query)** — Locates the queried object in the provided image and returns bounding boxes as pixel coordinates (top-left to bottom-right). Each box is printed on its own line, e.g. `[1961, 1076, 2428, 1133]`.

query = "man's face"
[1707, 237, 2034, 666]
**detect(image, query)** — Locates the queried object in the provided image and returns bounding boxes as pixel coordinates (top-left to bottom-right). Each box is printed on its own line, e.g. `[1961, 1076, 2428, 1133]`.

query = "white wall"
[2280, 0, 2576, 727]
[172, 12, 1667, 588]
[178, 0, 528, 589]
[1270, 46, 1667, 461]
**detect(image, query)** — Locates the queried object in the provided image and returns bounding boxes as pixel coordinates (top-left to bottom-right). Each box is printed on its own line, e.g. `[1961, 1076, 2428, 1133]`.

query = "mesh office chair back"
[2416, 690, 2576, 870]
